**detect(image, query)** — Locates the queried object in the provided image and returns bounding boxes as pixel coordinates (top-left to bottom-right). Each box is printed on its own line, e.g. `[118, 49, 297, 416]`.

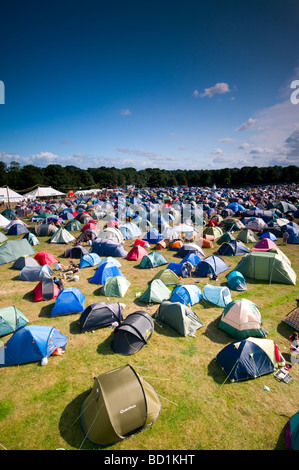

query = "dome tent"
[89, 262, 126, 285]
[138, 251, 168, 269]
[51, 287, 85, 317]
[236, 229, 259, 244]
[170, 284, 202, 306]
[139, 279, 171, 304]
[202, 284, 232, 308]
[218, 299, 268, 339]
[64, 245, 89, 259]
[155, 301, 203, 337]
[0, 325, 68, 367]
[216, 337, 285, 382]
[17, 264, 53, 282]
[142, 228, 162, 244]
[217, 240, 249, 257]
[0, 306, 29, 337]
[49, 226, 76, 244]
[11, 255, 40, 270]
[34, 251, 58, 266]
[79, 364, 161, 446]
[100, 276, 131, 298]
[79, 302, 124, 333]
[227, 270, 247, 291]
[111, 311, 154, 356]
[0, 239, 35, 265]
[194, 255, 228, 277]
[91, 238, 127, 258]
[126, 245, 149, 261]
[152, 268, 181, 286]
[79, 253, 101, 269]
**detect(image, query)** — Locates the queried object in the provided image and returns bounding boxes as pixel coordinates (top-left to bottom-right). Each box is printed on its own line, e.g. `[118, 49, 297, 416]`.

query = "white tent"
[23, 186, 65, 199]
[0, 187, 24, 202]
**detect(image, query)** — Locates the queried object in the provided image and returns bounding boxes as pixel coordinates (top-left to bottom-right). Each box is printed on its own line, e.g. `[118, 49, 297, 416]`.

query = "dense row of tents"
[0, 181, 298, 448]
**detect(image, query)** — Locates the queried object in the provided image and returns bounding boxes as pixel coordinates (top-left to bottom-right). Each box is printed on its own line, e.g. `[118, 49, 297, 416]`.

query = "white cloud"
[210, 148, 223, 155]
[119, 109, 132, 115]
[200, 82, 231, 98]
[218, 137, 234, 143]
[192, 89, 199, 98]
[235, 118, 257, 132]
[238, 142, 250, 149]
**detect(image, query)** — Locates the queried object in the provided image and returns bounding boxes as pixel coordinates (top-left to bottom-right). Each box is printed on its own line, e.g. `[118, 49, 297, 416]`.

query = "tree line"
[0, 160, 298, 193]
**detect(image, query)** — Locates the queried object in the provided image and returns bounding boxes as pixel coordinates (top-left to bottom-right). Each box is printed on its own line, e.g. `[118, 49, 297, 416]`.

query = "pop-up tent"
[218, 299, 268, 339]
[0, 325, 68, 367]
[155, 301, 203, 337]
[33, 279, 60, 302]
[170, 284, 202, 306]
[227, 270, 247, 291]
[139, 279, 171, 304]
[80, 364, 161, 446]
[236, 251, 296, 285]
[202, 284, 232, 308]
[79, 302, 124, 333]
[51, 288, 85, 317]
[0, 306, 29, 337]
[111, 311, 154, 355]
[286, 411, 299, 450]
[216, 337, 285, 382]
[0, 239, 35, 265]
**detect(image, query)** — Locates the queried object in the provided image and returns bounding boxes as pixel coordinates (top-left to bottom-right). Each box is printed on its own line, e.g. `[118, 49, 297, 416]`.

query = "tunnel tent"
[111, 311, 154, 356]
[155, 301, 203, 337]
[79, 364, 161, 446]
[202, 284, 232, 308]
[0, 306, 29, 337]
[79, 302, 124, 333]
[79, 253, 102, 269]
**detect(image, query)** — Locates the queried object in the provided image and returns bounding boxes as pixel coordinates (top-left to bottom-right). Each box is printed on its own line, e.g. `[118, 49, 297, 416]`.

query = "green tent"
[49, 226, 76, 244]
[236, 251, 297, 285]
[0, 239, 35, 265]
[237, 229, 259, 243]
[218, 299, 267, 340]
[101, 276, 131, 297]
[0, 306, 29, 337]
[152, 268, 181, 286]
[80, 364, 161, 446]
[65, 219, 82, 231]
[140, 279, 171, 304]
[203, 226, 223, 239]
[155, 301, 203, 336]
[216, 231, 235, 245]
[138, 251, 168, 269]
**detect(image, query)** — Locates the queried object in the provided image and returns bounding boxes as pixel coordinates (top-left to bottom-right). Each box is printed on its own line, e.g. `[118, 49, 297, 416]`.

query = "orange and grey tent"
[80, 364, 161, 446]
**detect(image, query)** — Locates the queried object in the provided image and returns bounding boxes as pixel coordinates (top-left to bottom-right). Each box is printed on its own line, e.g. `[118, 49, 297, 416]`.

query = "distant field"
[0, 220, 298, 451]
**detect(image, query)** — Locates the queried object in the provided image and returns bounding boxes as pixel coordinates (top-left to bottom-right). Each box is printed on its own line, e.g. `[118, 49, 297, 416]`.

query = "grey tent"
[111, 311, 154, 355]
[49, 226, 76, 244]
[139, 279, 171, 304]
[17, 265, 53, 281]
[0, 239, 35, 265]
[80, 364, 161, 446]
[155, 301, 203, 336]
[11, 255, 40, 270]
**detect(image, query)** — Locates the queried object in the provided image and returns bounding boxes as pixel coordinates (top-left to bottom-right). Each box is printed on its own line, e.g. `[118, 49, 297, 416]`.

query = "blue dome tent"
[170, 284, 202, 306]
[217, 240, 249, 257]
[51, 287, 85, 317]
[91, 238, 127, 257]
[0, 325, 68, 367]
[79, 253, 102, 269]
[194, 255, 228, 277]
[89, 262, 125, 285]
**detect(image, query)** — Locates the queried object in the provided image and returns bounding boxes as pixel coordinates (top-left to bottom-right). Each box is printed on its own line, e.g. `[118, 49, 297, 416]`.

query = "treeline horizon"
[0, 160, 298, 193]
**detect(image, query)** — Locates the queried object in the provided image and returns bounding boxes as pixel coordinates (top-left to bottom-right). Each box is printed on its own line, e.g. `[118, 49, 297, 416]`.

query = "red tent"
[126, 245, 149, 261]
[34, 280, 60, 302]
[34, 251, 58, 265]
[134, 238, 148, 248]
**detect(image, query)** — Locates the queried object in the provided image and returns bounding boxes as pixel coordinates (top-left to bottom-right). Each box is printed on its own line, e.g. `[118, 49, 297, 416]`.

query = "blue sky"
[0, 0, 299, 171]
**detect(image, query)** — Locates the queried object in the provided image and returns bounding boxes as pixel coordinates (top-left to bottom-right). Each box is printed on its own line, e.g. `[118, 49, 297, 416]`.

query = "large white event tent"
[0, 187, 24, 202]
[23, 186, 65, 199]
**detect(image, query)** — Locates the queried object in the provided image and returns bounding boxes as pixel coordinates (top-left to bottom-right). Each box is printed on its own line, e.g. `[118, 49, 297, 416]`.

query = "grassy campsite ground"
[0, 217, 298, 451]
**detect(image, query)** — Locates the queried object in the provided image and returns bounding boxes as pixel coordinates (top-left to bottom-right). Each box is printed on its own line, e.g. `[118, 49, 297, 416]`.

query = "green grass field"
[0, 221, 298, 451]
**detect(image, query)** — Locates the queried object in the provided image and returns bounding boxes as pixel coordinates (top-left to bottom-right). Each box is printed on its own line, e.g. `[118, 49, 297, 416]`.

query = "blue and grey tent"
[194, 255, 228, 277]
[91, 238, 127, 257]
[0, 325, 68, 367]
[170, 284, 202, 306]
[202, 284, 232, 307]
[119, 222, 142, 240]
[143, 228, 162, 244]
[217, 240, 249, 257]
[227, 270, 247, 291]
[51, 287, 85, 317]
[17, 264, 53, 281]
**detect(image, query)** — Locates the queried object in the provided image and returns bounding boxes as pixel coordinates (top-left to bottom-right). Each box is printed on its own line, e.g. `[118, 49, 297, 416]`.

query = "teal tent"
[139, 279, 171, 303]
[138, 251, 168, 269]
[0, 239, 35, 265]
[0, 306, 29, 337]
